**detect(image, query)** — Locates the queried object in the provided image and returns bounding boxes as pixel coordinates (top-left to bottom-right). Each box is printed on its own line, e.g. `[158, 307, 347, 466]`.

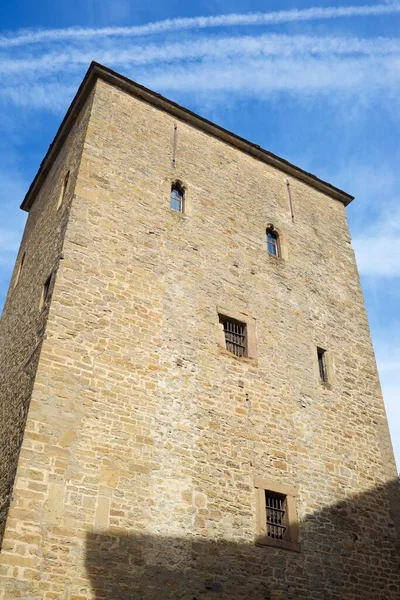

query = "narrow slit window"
[57, 171, 70, 210]
[13, 252, 25, 288]
[266, 228, 279, 257]
[40, 274, 52, 311]
[317, 347, 327, 382]
[170, 182, 184, 213]
[219, 315, 247, 357]
[265, 491, 288, 540]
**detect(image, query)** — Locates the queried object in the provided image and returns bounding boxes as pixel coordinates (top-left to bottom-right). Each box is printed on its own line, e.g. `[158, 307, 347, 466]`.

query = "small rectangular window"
[219, 315, 247, 357]
[317, 347, 327, 382]
[265, 491, 288, 540]
[255, 477, 300, 552]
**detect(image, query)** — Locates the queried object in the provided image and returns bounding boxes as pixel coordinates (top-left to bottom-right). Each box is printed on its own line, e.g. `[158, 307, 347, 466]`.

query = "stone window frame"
[161, 178, 191, 217]
[57, 170, 70, 210]
[312, 344, 334, 386]
[217, 307, 258, 360]
[265, 223, 288, 261]
[254, 477, 300, 552]
[219, 314, 248, 358]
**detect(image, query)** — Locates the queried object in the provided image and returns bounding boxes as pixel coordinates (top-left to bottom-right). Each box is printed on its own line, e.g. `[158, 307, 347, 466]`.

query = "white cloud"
[0, 83, 77, 111]
[1, 48, 400, 112]
[0, 4, 399, 113]
[379, 360, 400, 373]
[141, 55, 400, 93]
[1, 3, 399, 48]
[352, 206, 400, 277]
[2, 34, 400, 77]
[353, 236, 400, 277]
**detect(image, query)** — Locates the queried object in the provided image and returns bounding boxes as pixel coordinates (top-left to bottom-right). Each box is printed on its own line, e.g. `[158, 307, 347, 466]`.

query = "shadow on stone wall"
[85, 479, 400, 600]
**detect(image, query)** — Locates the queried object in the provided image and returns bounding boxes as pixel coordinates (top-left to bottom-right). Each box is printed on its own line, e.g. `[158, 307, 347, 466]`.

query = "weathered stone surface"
[0, 73, 399, 599]
[0, 88, 95, 548]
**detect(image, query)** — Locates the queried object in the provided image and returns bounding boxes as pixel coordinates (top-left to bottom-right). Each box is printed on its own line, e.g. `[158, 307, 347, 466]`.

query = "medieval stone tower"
[0, 62, 399, 599]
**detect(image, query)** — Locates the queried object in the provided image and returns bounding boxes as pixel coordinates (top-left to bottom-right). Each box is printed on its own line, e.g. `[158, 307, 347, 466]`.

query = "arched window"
[170, 182, 184, 213]
[266, 227, 279, 257]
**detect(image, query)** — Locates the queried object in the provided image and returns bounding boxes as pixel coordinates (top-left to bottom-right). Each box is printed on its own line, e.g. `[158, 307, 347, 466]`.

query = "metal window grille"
[317, 348, 327, 382]
[170, 184, 184, 212]
[266, 229, 279, 256]
[220, 316, 247, 357]
[265, 491, 287, 540]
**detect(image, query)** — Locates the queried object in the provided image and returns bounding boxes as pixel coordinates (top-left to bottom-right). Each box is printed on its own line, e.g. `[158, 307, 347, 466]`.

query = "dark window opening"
[265, 491, 288, 540]
[219, 315, 247, 357]
[14, 252, 26, 288]
[266, 228, 279, 257]
[170, 182, 184, 213]
[63, 171, 70, 192]
[317, 347, 327, 382]
[58, 171, 70, 209]
[41, 274, 52, 310]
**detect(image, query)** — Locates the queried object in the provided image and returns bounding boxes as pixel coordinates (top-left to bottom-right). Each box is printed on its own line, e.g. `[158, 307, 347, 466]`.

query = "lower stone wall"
[1, 480, 399, 599]
[0, 340, 43, 546]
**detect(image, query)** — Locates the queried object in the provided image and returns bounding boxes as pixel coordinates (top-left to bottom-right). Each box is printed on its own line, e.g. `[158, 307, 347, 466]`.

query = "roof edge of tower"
[21, 61, 354, 212]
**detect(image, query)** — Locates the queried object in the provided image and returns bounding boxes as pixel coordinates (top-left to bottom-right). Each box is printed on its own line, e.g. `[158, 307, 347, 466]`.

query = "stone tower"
[0, 62, 399, 600]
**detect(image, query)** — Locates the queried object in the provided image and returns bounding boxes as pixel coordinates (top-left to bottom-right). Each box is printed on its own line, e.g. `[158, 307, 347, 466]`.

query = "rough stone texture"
[0, 76, 399, 599]
[0, 89, 94, 550]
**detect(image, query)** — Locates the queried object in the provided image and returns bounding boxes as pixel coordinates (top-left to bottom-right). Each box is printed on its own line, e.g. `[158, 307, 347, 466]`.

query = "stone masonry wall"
[0, 77, 399, 599]
[0, 90, 94, 548]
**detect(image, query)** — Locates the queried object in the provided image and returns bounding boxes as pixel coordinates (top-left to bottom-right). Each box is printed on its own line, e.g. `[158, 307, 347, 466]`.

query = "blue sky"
[1, 1, 399, 467]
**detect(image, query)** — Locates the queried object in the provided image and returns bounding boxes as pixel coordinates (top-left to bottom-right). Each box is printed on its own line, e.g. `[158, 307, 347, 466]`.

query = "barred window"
[266, 227, 279, 257]
[170, 182, 184, 213]
[317, 347, 327, 382]
[255, 477, 300, 551]
[265, 491, 287, 540]
[219, 315, 247, 357]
